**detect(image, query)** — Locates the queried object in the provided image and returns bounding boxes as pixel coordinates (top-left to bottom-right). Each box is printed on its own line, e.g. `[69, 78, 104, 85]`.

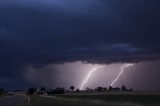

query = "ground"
[0, 92, 160, 106]
[0, 94, 29, 106]
[31, 92, 160, 106]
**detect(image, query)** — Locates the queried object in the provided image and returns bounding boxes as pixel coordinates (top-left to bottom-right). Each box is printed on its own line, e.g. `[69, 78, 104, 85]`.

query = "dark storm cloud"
[0, 0, 160, 88]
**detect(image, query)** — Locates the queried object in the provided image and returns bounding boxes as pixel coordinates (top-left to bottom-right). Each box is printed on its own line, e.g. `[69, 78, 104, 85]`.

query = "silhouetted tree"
[55, 87, 65, 94]
[108, 86, 113, 91]
[76, 89, 80, 92]
[40, 86, 46, 91]
[0, 88, 5, 93]
[47, 88, 65, 94]
[0, 88, 5, 94]
[96, 87, 103, 92]
[115, 87, 120, 91]
[47, 89, 54, 95]
[129, 89, 133, 92]
[28, 88, 37, 95]
[86, 87, 91, 92]
[108, 86, 120, 91]
[103, 87, 108, 91]
[121, 85, 127, 91]
[70, 86, 75, 91]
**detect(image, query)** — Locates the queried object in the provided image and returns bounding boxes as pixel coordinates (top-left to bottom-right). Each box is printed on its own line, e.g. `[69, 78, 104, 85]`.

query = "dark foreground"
[1, 93, 160, 106]
[0, 94, 29, 106]
[31, 93, 160, 106]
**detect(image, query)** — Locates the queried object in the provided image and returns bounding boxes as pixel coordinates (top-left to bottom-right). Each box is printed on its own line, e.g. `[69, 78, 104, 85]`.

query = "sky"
[0, 0, 160, 91]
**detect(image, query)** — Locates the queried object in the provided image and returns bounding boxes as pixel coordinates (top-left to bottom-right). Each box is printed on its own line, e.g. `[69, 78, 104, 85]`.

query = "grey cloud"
[0, 0, 160, 89]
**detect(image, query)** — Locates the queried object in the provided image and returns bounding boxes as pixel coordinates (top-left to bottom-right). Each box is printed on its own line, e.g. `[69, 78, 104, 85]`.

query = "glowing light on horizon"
[111, 63, 134, 86]
[80, 66, 101, 90]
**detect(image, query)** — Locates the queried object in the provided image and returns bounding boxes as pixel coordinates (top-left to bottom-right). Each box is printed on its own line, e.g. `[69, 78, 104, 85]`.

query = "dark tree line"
[47, 87, 65, 95]
[27, 87, 65, 95]
[28, 88, 37, 95]
[94, 85, 133, 92]
[0, 88, 6, 94]
[27, 85, 133, 95]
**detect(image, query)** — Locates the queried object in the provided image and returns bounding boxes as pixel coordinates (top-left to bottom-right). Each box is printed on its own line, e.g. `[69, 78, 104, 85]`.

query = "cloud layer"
[0, 0, 160, 89]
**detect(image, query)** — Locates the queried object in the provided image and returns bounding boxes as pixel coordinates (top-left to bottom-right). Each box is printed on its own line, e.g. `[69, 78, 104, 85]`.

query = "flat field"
[30, 93, 160, 106]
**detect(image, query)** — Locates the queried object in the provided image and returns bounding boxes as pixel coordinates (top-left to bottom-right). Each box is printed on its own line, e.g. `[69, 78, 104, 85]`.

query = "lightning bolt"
[80, 66, 101, 90]
[111, 63, 134, 87]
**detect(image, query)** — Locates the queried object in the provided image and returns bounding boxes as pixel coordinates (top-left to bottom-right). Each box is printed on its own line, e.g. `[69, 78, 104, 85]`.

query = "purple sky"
[24, 60, 160, 91]
[0, 0, 160, 90]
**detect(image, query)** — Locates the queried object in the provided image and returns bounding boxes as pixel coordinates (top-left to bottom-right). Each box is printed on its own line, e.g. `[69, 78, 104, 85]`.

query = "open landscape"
[1, 0, 160, 106]
[1, 89, 160, 106]
[31, 93, 160, 106]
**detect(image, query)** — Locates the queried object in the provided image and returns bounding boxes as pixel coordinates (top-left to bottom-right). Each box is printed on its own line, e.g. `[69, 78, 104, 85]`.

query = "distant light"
[111, 63, 134, 86]
[80, 66, 102, 90]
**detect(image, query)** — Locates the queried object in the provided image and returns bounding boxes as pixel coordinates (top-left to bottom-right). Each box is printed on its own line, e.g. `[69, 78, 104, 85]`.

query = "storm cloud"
[0, 0, 160, 89]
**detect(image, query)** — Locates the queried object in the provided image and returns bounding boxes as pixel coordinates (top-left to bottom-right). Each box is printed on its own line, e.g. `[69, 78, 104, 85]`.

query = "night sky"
[0, 0, 160, 91]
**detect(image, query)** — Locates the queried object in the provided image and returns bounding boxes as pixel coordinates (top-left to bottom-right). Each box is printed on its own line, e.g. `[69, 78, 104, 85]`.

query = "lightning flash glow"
[80, 66, 101, 90]
[111, 63, 134, 86]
